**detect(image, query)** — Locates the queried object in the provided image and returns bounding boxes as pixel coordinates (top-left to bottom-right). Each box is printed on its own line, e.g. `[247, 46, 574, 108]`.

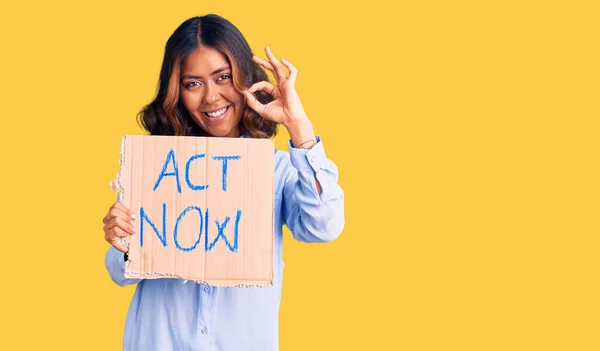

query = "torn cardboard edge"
[123, 265, 273, 288]
[114, 135, 275, 288]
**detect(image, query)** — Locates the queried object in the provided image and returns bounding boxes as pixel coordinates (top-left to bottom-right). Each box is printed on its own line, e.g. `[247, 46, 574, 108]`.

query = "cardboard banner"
[115, 135, 274, 287]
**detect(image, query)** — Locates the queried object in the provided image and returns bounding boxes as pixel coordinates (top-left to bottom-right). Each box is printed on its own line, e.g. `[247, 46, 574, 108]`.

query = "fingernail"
[131, 214, 137, 220]
[131, 219, 136, 225]
[132, 227, 136, 233]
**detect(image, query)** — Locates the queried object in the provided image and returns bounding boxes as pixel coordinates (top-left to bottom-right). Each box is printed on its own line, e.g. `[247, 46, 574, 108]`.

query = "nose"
[202, 81, 221, 105]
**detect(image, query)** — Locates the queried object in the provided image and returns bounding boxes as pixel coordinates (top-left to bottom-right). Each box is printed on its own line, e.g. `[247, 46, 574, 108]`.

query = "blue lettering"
[212, 155, 241, 191]
[140, 203, 167, 247]
[173, 206, 203, 252]
[207, 210, 241, 252]
[185, 154, 209, 191]
[138, 204, 241, 253]
[153, 149, 182, 193]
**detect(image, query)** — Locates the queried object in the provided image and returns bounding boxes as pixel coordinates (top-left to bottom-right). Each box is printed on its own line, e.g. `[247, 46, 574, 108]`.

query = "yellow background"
[1, 0, 598, 350]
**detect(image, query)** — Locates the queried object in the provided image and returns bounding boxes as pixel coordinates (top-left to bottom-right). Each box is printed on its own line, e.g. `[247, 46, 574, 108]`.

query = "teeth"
[206, 107, 227, 118]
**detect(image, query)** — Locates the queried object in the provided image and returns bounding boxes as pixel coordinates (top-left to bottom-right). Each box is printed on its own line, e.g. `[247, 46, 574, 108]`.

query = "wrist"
[282, 114, 310, 130]
[285, 118, 316, 149]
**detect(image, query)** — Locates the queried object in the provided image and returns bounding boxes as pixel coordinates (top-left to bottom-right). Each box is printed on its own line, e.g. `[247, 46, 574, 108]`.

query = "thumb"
[243, 90, 268, 117]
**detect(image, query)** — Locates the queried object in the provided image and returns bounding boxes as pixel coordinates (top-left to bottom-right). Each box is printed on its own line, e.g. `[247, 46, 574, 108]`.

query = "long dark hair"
[137, 14, 278, 138]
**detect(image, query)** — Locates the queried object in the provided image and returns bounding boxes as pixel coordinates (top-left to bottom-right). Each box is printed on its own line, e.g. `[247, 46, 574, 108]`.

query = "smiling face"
[179, 45, 245, 137]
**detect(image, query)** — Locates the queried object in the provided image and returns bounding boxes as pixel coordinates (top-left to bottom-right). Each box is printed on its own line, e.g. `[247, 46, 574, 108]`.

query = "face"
[180, 45, 245, 137]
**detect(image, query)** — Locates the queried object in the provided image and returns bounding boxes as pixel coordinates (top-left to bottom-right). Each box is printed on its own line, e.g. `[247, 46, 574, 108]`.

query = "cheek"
[226, 91, 245, 108]
[180, 92, 199, 113]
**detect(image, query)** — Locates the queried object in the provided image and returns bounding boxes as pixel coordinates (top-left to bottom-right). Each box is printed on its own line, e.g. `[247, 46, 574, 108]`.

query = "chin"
[208, 131, 228, 137]
[204, 127, 238, 138]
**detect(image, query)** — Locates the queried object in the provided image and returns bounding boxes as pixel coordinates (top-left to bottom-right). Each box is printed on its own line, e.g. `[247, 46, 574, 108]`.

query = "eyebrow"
[181, 66, 231, 80]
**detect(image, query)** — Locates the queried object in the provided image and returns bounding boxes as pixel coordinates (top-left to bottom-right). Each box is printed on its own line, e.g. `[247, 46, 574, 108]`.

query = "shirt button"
[201, 328, 208, 334]
[204, 286, 210, 293]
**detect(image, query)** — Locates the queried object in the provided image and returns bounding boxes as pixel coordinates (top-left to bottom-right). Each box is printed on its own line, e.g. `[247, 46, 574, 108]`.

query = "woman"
[103, 14, 344, 351]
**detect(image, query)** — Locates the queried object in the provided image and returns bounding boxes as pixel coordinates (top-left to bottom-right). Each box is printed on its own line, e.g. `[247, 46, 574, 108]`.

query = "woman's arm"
[105, 246, 142, 287]
[243, 47, 345, 241]
[103, 200, 142, 287]
[282, 135, 345, 243]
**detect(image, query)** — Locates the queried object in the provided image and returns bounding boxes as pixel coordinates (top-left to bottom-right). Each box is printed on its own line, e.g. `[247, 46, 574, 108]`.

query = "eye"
[185, 81, 202, 89]
[217, 74, 232, 81]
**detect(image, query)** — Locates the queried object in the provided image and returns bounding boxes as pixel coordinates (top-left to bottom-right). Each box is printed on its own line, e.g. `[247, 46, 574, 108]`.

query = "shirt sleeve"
[105, 246, 143, 287]
[282, 136, 345, 243]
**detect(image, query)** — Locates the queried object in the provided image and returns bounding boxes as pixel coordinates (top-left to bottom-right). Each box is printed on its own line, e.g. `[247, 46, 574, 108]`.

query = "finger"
[108, 237, 129, 253]
[104, 207, 133, 223]
[106, 226, 131, 240]
[104, 216, 136, 235]
[108, 227, 130, 238]
[105, 202, 136, 225]
[252, 55, 276, 74]
[113, 201, 136, 221]
[104, 217, 136, 236]
[265, 46, 287, 81]
[106, 207, 133, 222]
[280, 58, 298, 82]
[104, 209, 135, 231]
[242, 90, 268, 117]
[248, 81, 277, 96]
